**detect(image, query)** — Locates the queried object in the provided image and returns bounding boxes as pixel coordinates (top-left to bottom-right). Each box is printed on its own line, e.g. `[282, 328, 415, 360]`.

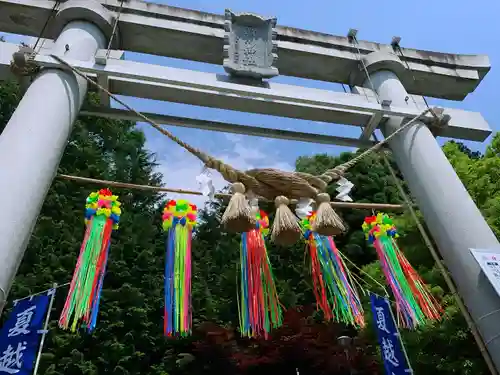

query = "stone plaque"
[223, 9, 279, 79]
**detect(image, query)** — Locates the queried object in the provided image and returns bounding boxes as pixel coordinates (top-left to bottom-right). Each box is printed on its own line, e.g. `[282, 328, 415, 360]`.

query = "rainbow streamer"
[300, 212, 365, 327]
[59, 188, 121, 333]
[362, 213, 442, 328]
[239, 210, 283, 338]
[163, 199, 196, 337]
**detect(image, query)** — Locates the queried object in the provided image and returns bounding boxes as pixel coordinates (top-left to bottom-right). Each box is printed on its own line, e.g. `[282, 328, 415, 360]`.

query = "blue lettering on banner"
[369, 293, 412, 375]
[0, 292, 51, 374]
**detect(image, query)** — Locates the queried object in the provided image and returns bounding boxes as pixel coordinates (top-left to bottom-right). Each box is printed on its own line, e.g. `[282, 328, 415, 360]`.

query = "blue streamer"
[164, 226, 176, 335]
[87, 242, 111, 333]
[240, 232, 250, 335]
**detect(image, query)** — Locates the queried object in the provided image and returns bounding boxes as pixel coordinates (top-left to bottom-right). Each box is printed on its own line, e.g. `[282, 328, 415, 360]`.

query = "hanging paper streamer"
[295, 197, 313, 219]
[59, 189, 121, 333]
[362, 213, 442, 328]
[300, 212, 365, 327]
[196, 167, 215, 201]
[163, 199, 197, 337]
[239, 209, 283, 338]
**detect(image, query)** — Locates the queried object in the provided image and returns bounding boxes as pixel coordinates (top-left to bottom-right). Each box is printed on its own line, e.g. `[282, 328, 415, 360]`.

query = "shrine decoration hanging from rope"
[362, 213, 443, 328]
[5, 178, 444, 340]
[49, 54, 441, 249]
[238, 202, 283, 339]
[299, 209, 365, 328]
[162, 199, 197, 338]
[12, 54, 445, 339]
[59, 189, 122, 333]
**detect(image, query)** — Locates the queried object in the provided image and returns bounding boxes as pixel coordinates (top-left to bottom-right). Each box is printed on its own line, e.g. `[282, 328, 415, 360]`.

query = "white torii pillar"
[0, 0, 114, 313]
[351, 51, 500, 371]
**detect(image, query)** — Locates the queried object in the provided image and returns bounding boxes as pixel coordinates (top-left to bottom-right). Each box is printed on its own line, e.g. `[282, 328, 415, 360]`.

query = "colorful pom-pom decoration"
[239, 209, 283, 338]
[300, 212, 365, 328]
[362, 213, 442, 328]
[163, 199, 197, 337]
[59, 189, 121, 333]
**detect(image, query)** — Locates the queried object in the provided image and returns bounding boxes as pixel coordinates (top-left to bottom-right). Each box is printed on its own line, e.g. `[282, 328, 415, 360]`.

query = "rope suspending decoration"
[33, 1, 60, 55]
[49, 54, 441, 244]
[350, 34, 380, 105]
[106, 0, 125, 59]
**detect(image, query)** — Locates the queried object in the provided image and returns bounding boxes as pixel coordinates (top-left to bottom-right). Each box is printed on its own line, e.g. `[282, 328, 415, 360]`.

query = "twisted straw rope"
[49, 54, 437, 196]
[317, 107, 433, 183]
[50, 55, 260, 191]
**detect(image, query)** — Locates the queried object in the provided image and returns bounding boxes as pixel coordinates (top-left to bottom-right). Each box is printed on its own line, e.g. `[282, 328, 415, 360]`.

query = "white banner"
[470, 249, 500, 297]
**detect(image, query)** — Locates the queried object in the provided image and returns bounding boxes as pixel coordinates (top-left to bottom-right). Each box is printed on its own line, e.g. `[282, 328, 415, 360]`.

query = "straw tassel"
[312, 193, 345, 236]
[271, 195, 301, 246]
[221, 182, 255, 233]
[59, 189, 121, 333]
[163, 199, 197, 337]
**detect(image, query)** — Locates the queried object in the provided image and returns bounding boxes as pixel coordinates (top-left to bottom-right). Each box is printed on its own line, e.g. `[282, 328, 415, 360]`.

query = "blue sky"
[2, 0, 499, 206]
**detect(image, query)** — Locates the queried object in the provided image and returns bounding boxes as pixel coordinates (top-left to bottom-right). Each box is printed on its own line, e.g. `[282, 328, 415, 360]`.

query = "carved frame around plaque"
[223, 9, 279, 79]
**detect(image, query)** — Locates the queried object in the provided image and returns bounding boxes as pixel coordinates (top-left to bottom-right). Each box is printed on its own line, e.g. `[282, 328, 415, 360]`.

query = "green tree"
[1, 79, 497, 374]
[0, 81, 20, 133]
[361, 213, 487, 375]
[443, 136, 500, 237]
[2, 82, 181, 375]
[297, 143, 492, 374]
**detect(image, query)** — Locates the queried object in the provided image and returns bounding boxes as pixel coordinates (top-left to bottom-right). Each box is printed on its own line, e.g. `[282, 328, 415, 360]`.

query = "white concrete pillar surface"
[0, 0, 113, 312]
[352, 51, 500, 372]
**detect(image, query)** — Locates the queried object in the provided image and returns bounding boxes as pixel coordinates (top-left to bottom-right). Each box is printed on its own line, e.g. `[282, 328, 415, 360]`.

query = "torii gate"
[0, 0, 499, 370]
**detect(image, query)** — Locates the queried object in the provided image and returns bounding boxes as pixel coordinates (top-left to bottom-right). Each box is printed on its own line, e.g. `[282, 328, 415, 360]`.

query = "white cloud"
[232, 142, 267, 161]
[148, 132, 293, 209]
[224, 134, 243, 143]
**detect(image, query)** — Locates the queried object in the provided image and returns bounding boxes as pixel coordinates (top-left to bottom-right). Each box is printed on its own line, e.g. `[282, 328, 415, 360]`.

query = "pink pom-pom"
[98, 199, 111, 208]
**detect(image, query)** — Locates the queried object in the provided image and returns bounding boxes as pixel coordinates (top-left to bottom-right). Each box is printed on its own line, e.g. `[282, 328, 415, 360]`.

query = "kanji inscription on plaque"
[223, 9, 279, 79]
